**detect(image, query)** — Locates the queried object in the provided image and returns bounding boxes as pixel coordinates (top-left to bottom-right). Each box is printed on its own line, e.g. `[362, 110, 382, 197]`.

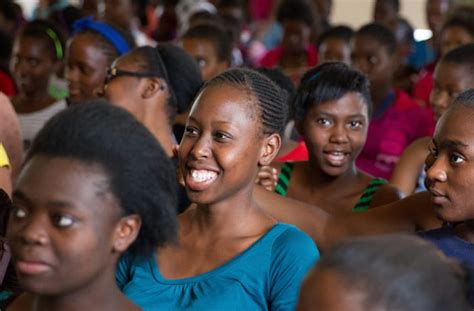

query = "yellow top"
[0, 144, 10, 168]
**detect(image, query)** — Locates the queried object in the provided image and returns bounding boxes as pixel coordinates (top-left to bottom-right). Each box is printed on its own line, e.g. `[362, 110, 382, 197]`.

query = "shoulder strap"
[352, 178, 386, 212]
[274, 162, 294, 196]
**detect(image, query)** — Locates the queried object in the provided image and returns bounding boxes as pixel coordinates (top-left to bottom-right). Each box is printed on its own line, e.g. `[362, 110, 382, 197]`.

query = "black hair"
[26, 100, 178, 256]
[255, 67, 295, 123]
[73, 24, 136, 66]
[0, 29, 13, 64]
[182, 24, 233, 64]
[440, 43, 474, 77]
[0, 1, 17, 23]
[317, 25, 354, 47]
[18, 19, 66, 61]
[312, 235, 470, 311]
[377, 0, 400, 12]
[450, 89, 474, 112]
[204, 68, 288, 135]
[293, 62, 372, 123]
[276, 0, 314, 27]
[442, 6, 474, 37]
[356, 22, 397, 55]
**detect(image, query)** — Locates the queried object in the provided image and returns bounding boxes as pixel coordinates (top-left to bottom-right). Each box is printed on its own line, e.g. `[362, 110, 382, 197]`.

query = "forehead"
[190, 84, 259, 125]
[308, 93, 368, 117]
[353, 35, 387, 54]
[182, 38, 218, 57]
[435, 106, 474, 143]
[434, 62, 472, 85]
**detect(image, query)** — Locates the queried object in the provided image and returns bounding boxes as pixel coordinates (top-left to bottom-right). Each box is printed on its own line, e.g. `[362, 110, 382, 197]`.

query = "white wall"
[331, 0, 427, 30]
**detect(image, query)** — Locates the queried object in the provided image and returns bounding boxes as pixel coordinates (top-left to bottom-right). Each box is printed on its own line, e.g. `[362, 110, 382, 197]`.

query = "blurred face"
[319, 38, 351, 64]
[426, 0, 450, 35]
[282, 21, 311, 54]
[297, 268, 366, 311]
[440, 26, 474, 57]
[301, 93, 369, 176]
[10, 37, 57, 96]
[425, 106, 474, 223]
[66, 34, 110, 104]
[431, 62, 473, 120]
[178, 84, 267, 205]
[352, 35, 394, 89]
[104, 0, 133, 29]
[7, 156, 123, 295]
[373, 0, 398, 26]
[181, 38, 228, 81]
[312, 0, 332, 21]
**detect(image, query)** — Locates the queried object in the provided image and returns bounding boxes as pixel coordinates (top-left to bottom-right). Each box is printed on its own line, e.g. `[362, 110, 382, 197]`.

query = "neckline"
[150, 223, 284, 285]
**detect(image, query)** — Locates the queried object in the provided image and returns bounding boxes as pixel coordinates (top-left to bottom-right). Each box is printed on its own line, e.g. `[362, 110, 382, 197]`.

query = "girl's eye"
[184, 126, 199, 136]
[316, 118, 331, 126]
[450, 154, 464, 164]
[214, 131, 231, 141]
[348, 120, 363, 129]
[13, 207, 27, 219]
[54, 215, 75, 228]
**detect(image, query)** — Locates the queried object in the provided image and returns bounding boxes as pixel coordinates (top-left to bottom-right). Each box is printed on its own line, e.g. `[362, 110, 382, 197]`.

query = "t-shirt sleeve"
[115, 253, 133, 290]
[268, 226, 319, 311]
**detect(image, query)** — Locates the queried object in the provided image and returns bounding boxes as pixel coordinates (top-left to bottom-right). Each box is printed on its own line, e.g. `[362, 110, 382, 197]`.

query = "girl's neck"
[455, 220, 474, 243]
[371, 84, 393, 111]
[15, 90, 54, 113]
[188, 186, 269, 239]
[32, 271, 136, 311]
[305, 159, 361, 190]
[143, 108, 174, 157]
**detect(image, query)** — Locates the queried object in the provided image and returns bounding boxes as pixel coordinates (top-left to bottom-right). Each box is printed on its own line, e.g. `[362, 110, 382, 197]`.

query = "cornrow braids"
[204, 68, 288, 136]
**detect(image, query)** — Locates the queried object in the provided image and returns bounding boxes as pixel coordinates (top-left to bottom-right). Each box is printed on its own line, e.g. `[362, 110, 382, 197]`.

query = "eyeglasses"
[103, 67, 159, 88]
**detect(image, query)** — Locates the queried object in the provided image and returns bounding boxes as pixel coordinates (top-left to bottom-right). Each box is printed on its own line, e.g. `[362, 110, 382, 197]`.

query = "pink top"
[356, 89, 435, 180]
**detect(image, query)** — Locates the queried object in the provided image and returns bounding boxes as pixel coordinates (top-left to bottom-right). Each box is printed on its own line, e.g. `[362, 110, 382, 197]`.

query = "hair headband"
[72, 17, 130, 55]
[45, 28, 63, 60]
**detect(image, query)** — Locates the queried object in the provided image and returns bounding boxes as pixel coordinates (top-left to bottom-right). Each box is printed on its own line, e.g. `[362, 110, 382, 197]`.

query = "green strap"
[275, 162, 294, 196]
[352, 178, 387, 212]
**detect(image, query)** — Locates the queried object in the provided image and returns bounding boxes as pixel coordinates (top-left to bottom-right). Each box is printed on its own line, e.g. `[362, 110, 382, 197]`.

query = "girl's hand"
[256, 166, 278, 191]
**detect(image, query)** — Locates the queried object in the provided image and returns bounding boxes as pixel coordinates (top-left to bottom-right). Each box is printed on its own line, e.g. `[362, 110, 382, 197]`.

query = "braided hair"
[204, 68, 288, 136]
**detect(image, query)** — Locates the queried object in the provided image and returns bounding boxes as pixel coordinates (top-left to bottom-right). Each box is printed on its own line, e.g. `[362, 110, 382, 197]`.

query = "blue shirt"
[116, 223, 319, 311]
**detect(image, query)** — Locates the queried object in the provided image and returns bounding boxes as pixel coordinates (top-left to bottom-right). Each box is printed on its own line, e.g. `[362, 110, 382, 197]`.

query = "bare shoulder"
[369, 183, 403, 208]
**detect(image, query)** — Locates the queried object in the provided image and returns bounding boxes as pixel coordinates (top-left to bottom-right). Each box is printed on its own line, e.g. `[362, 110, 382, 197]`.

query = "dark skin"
[10, 37, 60, 113]
[352, 35, 395, 111]
[157, 84, 281, 278]
[7, 156, 141, 311]
[271, 93, 401, 214]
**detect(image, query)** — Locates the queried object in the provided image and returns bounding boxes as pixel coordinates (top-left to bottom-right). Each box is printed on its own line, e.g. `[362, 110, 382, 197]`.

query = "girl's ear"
[111, 214, 142, 253]
[142, 77, 167, 99]
[259, 133, 281, 166]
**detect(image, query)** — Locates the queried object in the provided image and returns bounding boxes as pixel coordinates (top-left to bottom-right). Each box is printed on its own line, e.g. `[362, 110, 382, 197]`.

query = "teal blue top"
[116, 223, 319, 311]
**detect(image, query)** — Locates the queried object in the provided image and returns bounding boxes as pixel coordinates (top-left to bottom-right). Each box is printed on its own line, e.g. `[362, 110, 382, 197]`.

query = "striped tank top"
[274, 162, 386, 212]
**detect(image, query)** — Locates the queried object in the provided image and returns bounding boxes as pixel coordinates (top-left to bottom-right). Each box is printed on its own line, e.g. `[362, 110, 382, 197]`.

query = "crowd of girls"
[0, 0, 474, 310]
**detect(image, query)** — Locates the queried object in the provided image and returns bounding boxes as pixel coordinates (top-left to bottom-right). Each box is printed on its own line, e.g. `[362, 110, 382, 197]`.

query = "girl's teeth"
[191, 170, 217, 183]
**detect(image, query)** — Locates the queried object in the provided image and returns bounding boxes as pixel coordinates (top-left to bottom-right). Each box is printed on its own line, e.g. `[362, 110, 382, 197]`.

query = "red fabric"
[258, 45, 319, 68]
[0, 71, 16, 97]
[356, 89, 435, 180]
[413, 61, 437, 107]
[275, 141, 308, 162]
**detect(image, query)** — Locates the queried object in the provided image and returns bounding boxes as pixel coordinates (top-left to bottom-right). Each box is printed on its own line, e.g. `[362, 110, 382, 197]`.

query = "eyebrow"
[439, 139, 469, 150]
[315, 112, 367, 119]
[13, 190, 74, 210]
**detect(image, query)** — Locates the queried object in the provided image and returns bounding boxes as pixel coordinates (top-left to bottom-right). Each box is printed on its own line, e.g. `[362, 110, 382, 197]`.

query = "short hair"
[440, 43, 474, 77]
[311, 234, 469, 311]
[276, 0, 314, 27]
[203, 68, 288, 136]
[0, 29, 13, 63]
[0, 0, 17, 22]
[356, 22, 397, 55]
[18, 19, 66, 61]
[450, 88, 474, 111]
[26, 101, 178, 256]
[442, 6, 474, 37]
[394, 17, 414, 45]
[317, 25, 354, 47]
[293, 62, 372, 123]
[182, 24, 233, 64]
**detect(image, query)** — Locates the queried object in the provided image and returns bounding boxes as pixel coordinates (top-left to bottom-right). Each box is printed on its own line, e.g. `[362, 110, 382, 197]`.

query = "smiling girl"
[273, 63, 400, 213]
[116, 68, 318, 310]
